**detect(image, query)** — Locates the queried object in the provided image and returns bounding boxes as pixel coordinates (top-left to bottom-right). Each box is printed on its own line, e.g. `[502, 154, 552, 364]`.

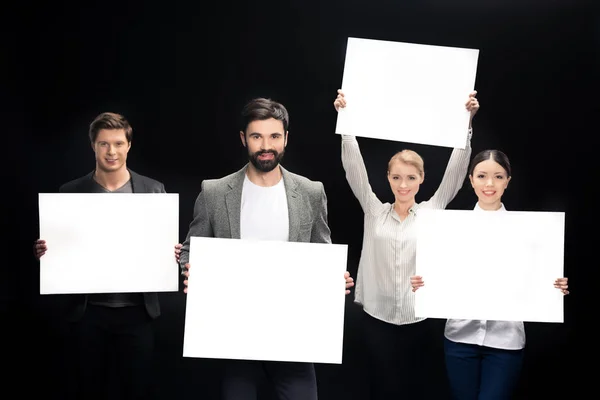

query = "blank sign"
[336, 37, 479, 148]
[38, 193, 180, 294]
[183, 237, 348, 364]
[415, 208, 565, 323]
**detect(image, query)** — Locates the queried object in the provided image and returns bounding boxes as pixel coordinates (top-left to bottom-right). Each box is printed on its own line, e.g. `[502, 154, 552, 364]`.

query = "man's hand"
[554, 277, 569, 295]
[174, 243, 182, 262]
[183, 263, 191, 293]
[34, 239, 47, 260]
[344, 271, 354, 295]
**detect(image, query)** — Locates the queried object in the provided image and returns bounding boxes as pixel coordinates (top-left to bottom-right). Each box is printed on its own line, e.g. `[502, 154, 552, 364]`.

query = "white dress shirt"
[444, 203, 526, 350]
[341, 132, 472, 325]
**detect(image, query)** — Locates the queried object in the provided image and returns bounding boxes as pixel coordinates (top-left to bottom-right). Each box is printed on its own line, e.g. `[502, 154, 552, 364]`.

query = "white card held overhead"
[182, 237, 348, 364]
[414, 209, 565, 323]
[38, 193, 180, 295]
[335, 37, 479, 148]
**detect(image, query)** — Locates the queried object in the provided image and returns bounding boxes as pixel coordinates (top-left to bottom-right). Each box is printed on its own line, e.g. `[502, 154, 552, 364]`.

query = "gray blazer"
[180, 164, 331, 267]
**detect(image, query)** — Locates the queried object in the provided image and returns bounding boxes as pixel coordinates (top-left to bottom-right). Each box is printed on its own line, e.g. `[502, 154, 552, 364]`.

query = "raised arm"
[428, 91, 479, 209]
[335, 90, 384, 215]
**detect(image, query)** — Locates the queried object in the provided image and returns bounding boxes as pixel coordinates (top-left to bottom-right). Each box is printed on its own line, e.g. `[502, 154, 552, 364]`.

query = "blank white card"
[183, 237, 348, 364]
[336, 37, 479, 148]
[38, 193, 179, 294]
[415, 209, 564, 323]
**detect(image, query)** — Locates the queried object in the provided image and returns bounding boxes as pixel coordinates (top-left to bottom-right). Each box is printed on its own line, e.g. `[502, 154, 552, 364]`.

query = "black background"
[4, 0, 597, 398]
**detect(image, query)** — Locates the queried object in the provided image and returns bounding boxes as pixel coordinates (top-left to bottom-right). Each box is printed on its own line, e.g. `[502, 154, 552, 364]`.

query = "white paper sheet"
[335, 37, 479, 148]
[182, 237, 348, 364]
[38, 193, 180, 294]
[415, 209, 564, 322]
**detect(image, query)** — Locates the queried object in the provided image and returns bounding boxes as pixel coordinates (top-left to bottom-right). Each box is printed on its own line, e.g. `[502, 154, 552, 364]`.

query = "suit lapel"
[225, 167, 246, 239]
[281, 167, 302, 242]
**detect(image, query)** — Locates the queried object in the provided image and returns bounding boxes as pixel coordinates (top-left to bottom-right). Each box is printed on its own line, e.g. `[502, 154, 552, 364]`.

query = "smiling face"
[92, 128, 131, 173]
[387, 160, 424, 204]
[469, 158, 511, 210]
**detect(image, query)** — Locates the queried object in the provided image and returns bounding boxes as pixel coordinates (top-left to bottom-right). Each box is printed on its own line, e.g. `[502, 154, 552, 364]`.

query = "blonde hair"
[387, 150, 424, 177]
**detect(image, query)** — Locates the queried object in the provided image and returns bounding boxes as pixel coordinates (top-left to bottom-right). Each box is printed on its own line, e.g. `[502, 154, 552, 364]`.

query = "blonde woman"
[334, 89, 479, 399]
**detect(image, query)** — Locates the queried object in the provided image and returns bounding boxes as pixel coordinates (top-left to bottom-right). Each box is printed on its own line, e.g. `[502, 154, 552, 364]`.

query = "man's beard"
[248, 149, 285, 172]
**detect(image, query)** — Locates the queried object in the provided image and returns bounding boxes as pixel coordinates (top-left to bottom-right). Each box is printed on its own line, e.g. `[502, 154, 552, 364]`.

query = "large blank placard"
[38, 193, 179, 294]
[415, 209, 565, 322]
[335, 37, 479, 148]
[183, 237, 348, 364]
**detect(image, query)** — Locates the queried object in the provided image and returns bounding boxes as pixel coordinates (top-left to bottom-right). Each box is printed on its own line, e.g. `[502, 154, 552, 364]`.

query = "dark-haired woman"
[411, 149, 569, 400]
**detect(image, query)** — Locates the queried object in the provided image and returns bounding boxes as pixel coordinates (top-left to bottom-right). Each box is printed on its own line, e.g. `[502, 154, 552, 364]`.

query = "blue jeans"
[444, 337, 524, 400]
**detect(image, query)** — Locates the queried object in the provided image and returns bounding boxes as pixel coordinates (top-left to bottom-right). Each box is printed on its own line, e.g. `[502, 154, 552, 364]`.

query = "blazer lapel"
[224, 167, 247, 239]
[281, 167, 302, 242]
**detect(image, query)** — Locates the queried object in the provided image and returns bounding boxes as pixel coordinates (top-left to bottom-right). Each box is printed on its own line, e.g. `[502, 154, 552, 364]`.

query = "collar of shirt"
[388, 202, 420, 220]
[473, 202, 506, 212]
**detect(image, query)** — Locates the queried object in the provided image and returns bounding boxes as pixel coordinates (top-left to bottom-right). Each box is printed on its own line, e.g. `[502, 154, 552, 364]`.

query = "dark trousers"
[221, 359, 318, 400]
[72, 304, 155, 400]
[444, 337, 524, 400]
[362, 311, 442, 399]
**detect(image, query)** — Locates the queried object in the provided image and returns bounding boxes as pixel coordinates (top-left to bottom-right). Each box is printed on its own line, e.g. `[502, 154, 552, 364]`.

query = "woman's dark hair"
[468, 149, 512, 177]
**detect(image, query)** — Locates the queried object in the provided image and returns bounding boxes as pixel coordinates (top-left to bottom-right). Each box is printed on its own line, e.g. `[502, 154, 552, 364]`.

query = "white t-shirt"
[240, 174, 289, 242]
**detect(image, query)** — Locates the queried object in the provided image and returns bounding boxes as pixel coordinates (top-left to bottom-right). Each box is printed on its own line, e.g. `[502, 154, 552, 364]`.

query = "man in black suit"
[34, 112, 166, 400]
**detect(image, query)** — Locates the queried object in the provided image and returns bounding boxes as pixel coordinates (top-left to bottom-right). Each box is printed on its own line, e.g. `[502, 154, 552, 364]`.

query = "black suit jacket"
[58, 168, 165, 321]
